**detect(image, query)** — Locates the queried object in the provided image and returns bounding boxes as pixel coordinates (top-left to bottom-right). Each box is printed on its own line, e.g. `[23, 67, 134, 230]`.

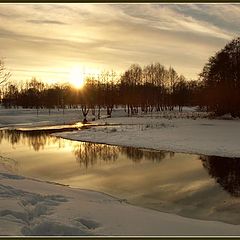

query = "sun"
[69, 67, 85, 88]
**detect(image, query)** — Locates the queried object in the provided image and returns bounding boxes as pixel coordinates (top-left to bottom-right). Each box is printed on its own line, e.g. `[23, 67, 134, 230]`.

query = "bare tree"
[0, 60, 11, 85]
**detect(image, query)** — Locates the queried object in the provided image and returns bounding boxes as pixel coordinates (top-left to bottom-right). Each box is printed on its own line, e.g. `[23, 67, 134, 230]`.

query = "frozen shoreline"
[1, 170, 240, 236]
[4, 107, 238, 158]
[0, 108, 83, 128]
[54, 115, 240, 158]
[1, 107, 240, 235]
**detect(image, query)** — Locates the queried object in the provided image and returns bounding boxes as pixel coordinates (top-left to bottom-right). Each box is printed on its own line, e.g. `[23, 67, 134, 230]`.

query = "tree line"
[1, 36, 240, 120]
[0, 63, 202, 122]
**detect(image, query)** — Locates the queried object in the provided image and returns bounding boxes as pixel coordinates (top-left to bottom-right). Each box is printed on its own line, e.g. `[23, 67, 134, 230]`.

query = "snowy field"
[3, 107, 240, 158]
[54, 108, 240, 158]
[1, 107, 240, 235]
[0, 107, 83, 128]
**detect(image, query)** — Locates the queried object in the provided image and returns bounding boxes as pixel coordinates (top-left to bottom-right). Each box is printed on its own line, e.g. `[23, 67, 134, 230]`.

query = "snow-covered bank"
[55, 116, 240, 158]
[0, 108, 83, 128]
[3, 107, 237, 158]
[2, 107, 240, 235]
[0, 106, 206, 129]
[2, 169, 240, 236]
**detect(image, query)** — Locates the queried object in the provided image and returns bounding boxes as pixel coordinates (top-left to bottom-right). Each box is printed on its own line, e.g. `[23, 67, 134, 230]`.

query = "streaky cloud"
[0, 3, 239, 82]
[26, 19, 67, 25]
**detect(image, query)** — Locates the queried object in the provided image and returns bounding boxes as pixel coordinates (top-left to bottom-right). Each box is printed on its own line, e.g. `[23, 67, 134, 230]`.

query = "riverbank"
[1, 107, 240, 235]
[1, 167, 240, 236]
[55, 114, 240, 158]
[0, 108, 82, 128]
[2, 107, 240, 158]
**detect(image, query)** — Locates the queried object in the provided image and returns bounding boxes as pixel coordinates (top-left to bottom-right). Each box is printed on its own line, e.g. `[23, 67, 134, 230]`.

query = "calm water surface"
[1, 128, 240, 224]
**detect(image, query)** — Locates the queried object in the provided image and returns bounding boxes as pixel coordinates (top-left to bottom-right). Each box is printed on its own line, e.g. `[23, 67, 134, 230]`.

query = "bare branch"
[0, 60, 11, 86]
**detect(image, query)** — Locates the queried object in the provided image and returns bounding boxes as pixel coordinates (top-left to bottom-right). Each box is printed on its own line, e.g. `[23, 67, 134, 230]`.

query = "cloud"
[26, 19, 67, 25]
[0, 3, 239, 83]
[109, 4, 227, 37]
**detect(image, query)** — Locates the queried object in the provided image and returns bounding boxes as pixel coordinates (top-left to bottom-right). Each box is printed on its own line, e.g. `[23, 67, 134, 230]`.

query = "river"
[1, 126, 240, 224]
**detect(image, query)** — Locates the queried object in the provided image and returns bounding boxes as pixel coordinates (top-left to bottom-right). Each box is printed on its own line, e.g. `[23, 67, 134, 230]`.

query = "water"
[1, 128, 240, 224]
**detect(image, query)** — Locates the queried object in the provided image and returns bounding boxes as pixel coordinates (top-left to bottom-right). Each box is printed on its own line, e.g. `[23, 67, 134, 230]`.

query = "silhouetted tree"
[120, 64, 142, 115]
[173, 76, 189, 111]
[0, 60, 10, 86]
[2, 83, 19, 108]
[200, 37, 240, 117]
[1, 62, 200, 120]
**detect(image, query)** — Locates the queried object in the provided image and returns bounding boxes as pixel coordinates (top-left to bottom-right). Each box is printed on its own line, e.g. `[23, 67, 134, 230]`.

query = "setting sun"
[69, 67, 85, 88]
[2, 3, 240, 237]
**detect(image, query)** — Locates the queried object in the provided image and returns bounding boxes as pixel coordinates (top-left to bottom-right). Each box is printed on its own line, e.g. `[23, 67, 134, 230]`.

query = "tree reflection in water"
[0, 130, 3, 145]
[201, 155, 240, 197]
[73, 143, 173, 168]
[0, 129, 59, 151]
[2, 128, 240, 199]
[73, 143, 119, 168]
[0, 129, 174, 168]
[119, 147, 173, 163]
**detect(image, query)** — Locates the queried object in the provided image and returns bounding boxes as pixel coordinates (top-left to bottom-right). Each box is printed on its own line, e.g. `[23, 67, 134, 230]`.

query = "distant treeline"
[1, 37, 240, 120]
[0, 63, 203, 121]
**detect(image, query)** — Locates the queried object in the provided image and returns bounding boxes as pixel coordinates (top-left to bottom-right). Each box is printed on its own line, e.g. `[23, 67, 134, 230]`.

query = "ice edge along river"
[1, 107, 240, 235]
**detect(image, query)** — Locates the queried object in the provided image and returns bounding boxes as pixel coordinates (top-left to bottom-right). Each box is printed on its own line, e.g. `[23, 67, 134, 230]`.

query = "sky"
[0, 3, 239, 85]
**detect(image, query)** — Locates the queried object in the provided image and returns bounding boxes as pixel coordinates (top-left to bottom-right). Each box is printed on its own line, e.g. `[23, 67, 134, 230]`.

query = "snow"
[0, 107, 83, 128]
[3, 107, 237, 158]
[2, 107, 240, 235]
[2, 170, 240, 236]
[54, 112, 240, 158]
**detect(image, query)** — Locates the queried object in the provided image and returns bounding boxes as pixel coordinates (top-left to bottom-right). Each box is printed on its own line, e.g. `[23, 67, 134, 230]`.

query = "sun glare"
[69, 67, 85, 88]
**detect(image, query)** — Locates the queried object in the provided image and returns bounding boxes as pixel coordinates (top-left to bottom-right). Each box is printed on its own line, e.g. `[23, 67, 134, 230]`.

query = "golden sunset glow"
[0, 3, 238, 84]
[69, 67, 85, 88]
